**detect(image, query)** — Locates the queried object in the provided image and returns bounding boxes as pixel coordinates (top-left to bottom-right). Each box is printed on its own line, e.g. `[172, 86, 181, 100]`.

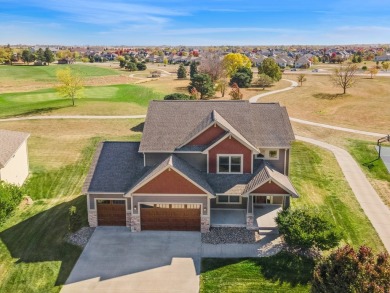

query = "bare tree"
[297, 74, 307, 86]
[330, 64, 358, 94]
[198, 52, 226, 82]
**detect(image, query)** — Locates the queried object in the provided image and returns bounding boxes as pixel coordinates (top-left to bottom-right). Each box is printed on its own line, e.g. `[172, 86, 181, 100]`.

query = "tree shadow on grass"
[202, 251, 314, 287]
[0, 195, 88, 286]
[313, 93, 345, 100]
[130, 122, 144, 132]
[2, 105, 72, 119]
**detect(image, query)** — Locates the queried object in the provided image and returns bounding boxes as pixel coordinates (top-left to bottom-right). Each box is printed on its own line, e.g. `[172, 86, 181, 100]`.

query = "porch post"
[246, 195, 254, 228]
[283, 196, 290, 209]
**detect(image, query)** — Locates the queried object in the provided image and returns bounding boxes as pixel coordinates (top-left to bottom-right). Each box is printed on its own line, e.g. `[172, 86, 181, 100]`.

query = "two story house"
[84, 100, 298, 233]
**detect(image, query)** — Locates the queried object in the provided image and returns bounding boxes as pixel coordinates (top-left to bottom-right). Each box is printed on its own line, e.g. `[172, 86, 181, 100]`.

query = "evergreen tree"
[177, 63, 187, 79]
[188, 73, 215, 99]
[190, 61, 198, 79]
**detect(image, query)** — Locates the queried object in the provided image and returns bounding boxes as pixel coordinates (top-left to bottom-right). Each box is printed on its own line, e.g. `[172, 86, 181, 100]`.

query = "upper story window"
[217, 154, 243, 174]
[255, 149, 279, 160]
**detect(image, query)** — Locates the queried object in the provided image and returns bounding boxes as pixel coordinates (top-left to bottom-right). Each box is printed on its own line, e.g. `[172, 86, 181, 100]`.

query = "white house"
[0, 130, 30, 186]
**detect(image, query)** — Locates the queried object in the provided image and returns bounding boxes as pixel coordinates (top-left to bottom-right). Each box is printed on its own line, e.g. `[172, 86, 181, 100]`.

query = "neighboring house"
[295, 56, 312, 68]
[84, 101, 298, 233]
[375, 54, 390, 62]
[0, 130, 30, 186]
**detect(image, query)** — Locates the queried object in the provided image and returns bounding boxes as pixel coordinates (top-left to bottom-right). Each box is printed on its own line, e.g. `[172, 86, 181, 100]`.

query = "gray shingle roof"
[0, 129, 30, 168]
[85, 143, 297, 198]
[139, 101, 295, 152]
[87, 142, 148, 193]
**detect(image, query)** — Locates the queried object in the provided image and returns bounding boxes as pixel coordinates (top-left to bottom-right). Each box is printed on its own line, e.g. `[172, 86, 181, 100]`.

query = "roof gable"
[128, 155, 213, 195]
[139, 101, 295, 153]
[0, 130, 30, 168]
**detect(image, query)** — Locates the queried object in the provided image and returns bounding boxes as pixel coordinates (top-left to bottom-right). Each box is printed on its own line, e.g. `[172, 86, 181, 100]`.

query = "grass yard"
[261, 74, 390, 133]
[200, 252, 314, 293]
[290, 141, 384, 252]
[0, 119, 144, 292]
[0, 84, 162, 118]
[348, 140, 390, 207]
[0, 63, 120, 82]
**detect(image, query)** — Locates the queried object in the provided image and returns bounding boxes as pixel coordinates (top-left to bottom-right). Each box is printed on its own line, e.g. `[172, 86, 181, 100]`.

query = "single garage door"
[97, 200, 126, 226]
[141, 204, 201, 231]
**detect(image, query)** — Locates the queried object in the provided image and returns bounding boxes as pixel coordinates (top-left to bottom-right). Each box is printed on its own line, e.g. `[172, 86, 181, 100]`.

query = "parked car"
[312, 69, 319, 72]
[291, 68, 297, 71]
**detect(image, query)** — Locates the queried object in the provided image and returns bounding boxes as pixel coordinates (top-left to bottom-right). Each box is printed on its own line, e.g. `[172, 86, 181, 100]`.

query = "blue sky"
[1, 0, 390, 45]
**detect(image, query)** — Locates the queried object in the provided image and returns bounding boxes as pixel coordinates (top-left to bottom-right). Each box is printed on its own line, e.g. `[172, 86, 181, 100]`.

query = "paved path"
[291, 118, 386, 138]
[296, 136, 390, 252]
[0, 115, 146, 122]
[248, 78, 298, 103]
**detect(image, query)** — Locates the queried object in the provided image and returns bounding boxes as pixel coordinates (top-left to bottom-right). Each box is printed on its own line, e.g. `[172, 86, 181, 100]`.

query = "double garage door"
[141, 204, 201, 231]
[96, 200, 201, 231]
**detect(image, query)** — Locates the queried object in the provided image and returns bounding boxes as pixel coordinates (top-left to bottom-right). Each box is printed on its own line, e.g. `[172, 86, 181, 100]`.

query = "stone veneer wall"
[131, 214, 141, 232]
[88, 210, 97, 227]
[246, 214, 254, 229]
[126, 212, 132, 228]
[201, 216, 210, 233]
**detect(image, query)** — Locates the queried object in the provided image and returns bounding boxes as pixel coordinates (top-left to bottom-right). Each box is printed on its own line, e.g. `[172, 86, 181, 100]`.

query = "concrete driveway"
[61, 227, 201, 293]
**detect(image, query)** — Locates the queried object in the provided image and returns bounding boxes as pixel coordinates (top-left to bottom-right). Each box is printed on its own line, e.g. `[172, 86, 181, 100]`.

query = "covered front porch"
[210, 205, 281, 230]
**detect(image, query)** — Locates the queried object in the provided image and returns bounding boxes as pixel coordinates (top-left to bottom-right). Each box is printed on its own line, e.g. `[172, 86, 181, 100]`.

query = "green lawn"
[0, 133, 141, 292]
[0, 64, 120, 83]
[347, 139, 390, 207]
[290, 141, 384, 252]
[0, 84, 163, 117]
[200, 252, 314, 293]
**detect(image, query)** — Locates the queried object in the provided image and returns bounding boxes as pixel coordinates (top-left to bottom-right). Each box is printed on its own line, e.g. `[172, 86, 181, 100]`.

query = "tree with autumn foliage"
[222, 53, 252, 77]
[229, 83, 243, 100]
[312, 245, 390, 293]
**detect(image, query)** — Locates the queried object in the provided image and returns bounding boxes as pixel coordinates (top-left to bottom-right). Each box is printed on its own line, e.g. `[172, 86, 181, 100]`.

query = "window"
[217, 195, 242, 204]
[217, 155, 243, 173]
[269, 150, 278, 158]
[255, 153, 264, 159]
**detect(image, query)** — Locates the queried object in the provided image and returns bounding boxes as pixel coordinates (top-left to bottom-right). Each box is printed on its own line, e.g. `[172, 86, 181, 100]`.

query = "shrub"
[125, 61, 137, 71]
[257, 73, 273, 89]
[164, 93, 195, 100]
[276, 208, 342, 250]
[68, 205, 82, 232]
[0, 181, 23, 223]
[136, 63, 147, 71]
[229, 72, 251, 88]
[312, 245, 390, 293]
[229, 83, 243, 100]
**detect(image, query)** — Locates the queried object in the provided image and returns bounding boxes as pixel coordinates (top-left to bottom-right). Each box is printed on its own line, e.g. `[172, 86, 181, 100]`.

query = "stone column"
[126, 212, 132, 228]
[246, 214, 254, 229]
[88, 210, 97, 227]
[131, 214, 141, 232]
[201, 216, 210, 233]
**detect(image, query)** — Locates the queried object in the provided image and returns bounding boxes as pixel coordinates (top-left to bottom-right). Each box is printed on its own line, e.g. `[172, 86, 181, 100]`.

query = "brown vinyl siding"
[209, 137, 252, 173]
[252, 181, 290, 194]
[187, 125, 225, 145]
[133, 169, 207, 194]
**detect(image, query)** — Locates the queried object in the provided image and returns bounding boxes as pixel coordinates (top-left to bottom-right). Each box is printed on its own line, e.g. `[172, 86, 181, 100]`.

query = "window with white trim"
[217, 195, 241, 204]
[217, 155, 243, 174]
[269, 150, 278, 159]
